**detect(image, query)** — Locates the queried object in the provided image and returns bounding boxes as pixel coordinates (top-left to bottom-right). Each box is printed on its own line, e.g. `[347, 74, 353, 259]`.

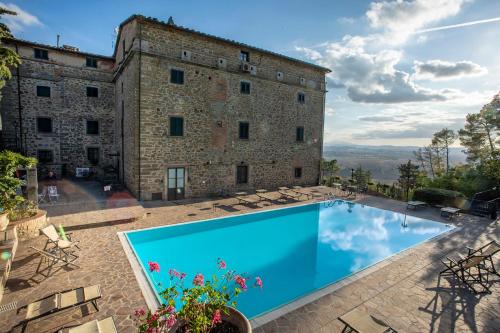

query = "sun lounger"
[17, 285, 102, 332]
[255, 189, 274, 202]
[278, 187, 302, 200]
[291, 186, 313, 199]
[41, 224, 80, 260]
[440, 253, 492, 293]
[338, 308, 397, 333]
[58, 316, 117, 333]
[464, 240, 500, 276]
[440, 207, 460, 220]
[406, 201, 427, 210]
[235, 192, 260, 206]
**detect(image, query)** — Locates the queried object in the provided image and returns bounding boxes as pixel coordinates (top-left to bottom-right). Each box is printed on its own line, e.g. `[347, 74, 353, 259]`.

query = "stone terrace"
[0, 187, 498, 332]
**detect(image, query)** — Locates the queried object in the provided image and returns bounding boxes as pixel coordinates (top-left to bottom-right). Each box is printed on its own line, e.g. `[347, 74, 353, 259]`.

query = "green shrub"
[413, 187, 468, 208]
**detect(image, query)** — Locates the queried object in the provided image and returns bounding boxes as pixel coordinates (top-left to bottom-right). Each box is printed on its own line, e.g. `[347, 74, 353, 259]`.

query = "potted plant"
[135, 258, 262, 333]
[0, 150, 37, 230]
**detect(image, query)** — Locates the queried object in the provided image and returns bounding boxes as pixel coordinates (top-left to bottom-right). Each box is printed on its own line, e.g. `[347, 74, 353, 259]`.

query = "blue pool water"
[125, 201, 451, 318]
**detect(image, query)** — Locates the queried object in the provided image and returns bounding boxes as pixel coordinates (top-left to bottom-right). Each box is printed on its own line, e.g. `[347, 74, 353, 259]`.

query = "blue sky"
[2, 0, 500, 147]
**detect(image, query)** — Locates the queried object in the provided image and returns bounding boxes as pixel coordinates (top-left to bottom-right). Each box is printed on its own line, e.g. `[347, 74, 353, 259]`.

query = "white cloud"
[413, 60, 487, 80]
[337, 17, 356, 24]
[325, 106, 335, 116]
[366, 0, 467, 45]
[0, 2, 42, 32]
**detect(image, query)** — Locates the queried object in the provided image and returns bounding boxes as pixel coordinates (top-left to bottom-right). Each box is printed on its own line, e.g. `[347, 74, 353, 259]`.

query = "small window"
[86, 87, 99, 97]
[240, 51, 250, 62]
[298, 92, 305, 104]
[236, 165, 248, 184]
[37, 150, 53, 163]
[37, 117, 52, 133]
[296, 126, 304, 142]
[239, 122, 249, 140]
[170, 117, 184, 136]
[86, 120, 99, 135]
[170, 69, 184, 84]
[294, 167, 302, 178]
[240, 81, 251, 94]
[122, 40, 126, 60]
[34, 48, 48, 60]
[37, 86, 51, 97]
[87, 147, 99, 165]
[86, 57, 98, 68]
[121, 82, 123, 93]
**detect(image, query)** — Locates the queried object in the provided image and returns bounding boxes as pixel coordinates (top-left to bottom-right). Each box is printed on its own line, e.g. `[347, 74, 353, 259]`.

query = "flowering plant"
[135, 258, 262, 333]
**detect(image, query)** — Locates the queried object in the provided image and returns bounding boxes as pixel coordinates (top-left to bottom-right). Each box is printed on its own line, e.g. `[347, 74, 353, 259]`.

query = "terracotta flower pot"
[170, 306, 252, 333]
[0, 212, 9, 231]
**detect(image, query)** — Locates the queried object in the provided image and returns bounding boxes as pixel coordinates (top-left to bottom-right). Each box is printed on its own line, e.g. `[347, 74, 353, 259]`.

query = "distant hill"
[323, 144, 467, 184]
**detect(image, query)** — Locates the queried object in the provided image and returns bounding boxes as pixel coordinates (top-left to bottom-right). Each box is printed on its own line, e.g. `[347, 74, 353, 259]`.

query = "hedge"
[413, 187, 468, 208]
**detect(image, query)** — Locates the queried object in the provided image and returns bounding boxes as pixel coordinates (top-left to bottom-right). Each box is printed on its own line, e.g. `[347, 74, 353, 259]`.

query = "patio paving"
[0, 187, 498, 332]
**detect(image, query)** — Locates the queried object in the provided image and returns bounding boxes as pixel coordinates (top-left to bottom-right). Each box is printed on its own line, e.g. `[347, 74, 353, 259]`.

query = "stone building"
[0, 15, 330, 200]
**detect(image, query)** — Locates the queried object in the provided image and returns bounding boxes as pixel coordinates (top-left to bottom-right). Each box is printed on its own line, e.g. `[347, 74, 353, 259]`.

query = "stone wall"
[0, 44, 116, 178]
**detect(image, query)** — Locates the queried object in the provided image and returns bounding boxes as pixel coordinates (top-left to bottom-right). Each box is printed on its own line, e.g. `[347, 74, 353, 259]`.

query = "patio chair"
[17, 284, 102, 332]
[440, 207, 461, 220]
[464, 240, 500, 276]
[255, 189, 274, 202]
[41, 224, 80, 261]
[38, 186, 48, 204]
[440, 253, 492, 293]
[338, 308, 397, 333]
[278, 187, 302, 200]
[406, 201, 427, 210]
[31, 246, 80, 277]
[48, 185, 60, 202]
[58, 316, 117, 333]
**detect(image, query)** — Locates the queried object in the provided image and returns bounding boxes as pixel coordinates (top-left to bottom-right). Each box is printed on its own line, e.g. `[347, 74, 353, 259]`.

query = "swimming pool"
[124, 200, 452, 319]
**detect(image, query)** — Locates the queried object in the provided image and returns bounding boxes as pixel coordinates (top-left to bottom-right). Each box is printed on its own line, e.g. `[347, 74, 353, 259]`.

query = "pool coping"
[118, 200, 460, 328]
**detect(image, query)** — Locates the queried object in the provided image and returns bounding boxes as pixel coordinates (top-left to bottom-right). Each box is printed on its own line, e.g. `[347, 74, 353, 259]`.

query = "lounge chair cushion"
[84, 285, 101, 301]
[26, 295, 58, 319]
[57, 239, 75, 249]
[98, 317, 117, 332]
[68, 320, 99, 333]
[60, 288, 85, 308]
[339, 308, 391, 333]
[41, 225, 61, 242]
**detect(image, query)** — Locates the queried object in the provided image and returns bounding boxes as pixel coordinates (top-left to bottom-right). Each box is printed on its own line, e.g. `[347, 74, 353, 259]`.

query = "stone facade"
[0, 42, 115, 178]
[1, 15, 329, 200]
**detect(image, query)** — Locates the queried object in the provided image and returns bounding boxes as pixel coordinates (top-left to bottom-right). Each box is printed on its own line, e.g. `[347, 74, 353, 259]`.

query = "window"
[86, 87, 98, 97]
[122, 40, 126, 60]
[296, 126, 304, 142]
[86, 57, 98, 68]
[37, 117, 52, 133]
[240, 51, 250, 62]
[170, 117, 184, 136]
[239, 122, 249, 140]
[240, 81, 251, 94]
[87, 147, 99, 165]
[170, 69, 184, 84]
[86, 120, 99, 135]
[121, 82, 123, 93]
[34, 48, 48, 60]
[295, 167, 302, 178]
[37, 86, 51, 97]
[298, 92, 305, 104]
[236, 165, 248, 184]
[37, 150, 53, 163]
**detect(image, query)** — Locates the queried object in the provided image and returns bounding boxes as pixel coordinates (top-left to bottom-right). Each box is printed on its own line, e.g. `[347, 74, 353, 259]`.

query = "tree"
[353, 165, 371, 190]
[0, 150, 37, 215]
[0, 7, 21, 97]
[413, 147, 427, 173]
[423, 145, 436, 178]
[432, 128, 457, 173]
[459, 106, 499, 163]
[321, 158, 339, 178]
[398, 160, 419, 201]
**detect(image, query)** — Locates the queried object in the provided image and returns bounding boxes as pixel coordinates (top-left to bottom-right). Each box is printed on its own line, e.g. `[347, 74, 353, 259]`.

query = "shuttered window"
[239, 122, 249, 139]
[170, 117, 184, 136]
[170, 69, 184, 84]
[296, 127, 304, 142]
[236, 165, 248, 184]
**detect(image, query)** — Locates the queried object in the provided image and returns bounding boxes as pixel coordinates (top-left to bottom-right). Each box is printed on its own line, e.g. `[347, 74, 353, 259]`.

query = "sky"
[2, 0, 500, 147]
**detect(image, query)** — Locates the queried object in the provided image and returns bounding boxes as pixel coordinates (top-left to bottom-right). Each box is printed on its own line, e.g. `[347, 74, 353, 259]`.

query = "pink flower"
[166, 314, 177, 329]
[180, 272, 186, 280]
[255, 276, 263, 289]
[168, 268, 181, 278]
[134, 308, 146, 317]
[166, 305, 175, 314]
[234, 275, 247, 290]
[218, 258, 227, 270]
[148, 261, 160, 273]
[193, 273, 204, 286]
[212, 309, 222, 325]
